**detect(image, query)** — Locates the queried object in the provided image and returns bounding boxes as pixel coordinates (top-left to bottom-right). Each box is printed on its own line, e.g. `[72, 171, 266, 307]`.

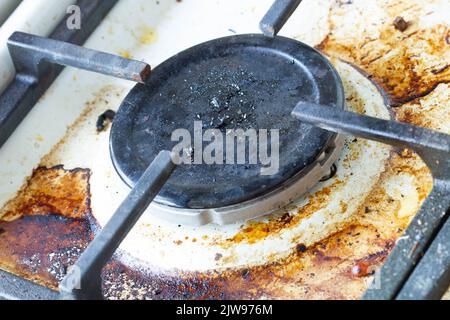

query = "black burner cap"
[110, 34, 344, 209]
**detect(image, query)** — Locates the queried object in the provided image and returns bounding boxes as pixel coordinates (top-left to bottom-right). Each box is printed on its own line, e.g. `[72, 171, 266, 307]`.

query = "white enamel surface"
[95, 61, 391, 272]
[0, 0, 21, 25]
[0, 0, 391, 273]
[0, 0, 75, 94]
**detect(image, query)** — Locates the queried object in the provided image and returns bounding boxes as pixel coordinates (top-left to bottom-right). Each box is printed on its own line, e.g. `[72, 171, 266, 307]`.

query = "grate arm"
[260, 0, 302, 37]
[292, 102, 450, 300]
[59, 151, 176, 300]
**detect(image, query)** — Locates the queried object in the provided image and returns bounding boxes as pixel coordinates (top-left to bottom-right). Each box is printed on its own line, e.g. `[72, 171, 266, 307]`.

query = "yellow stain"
[119, 50, 132, 59]
[139, 27, 157, 45]
[36, 135, 44, 142]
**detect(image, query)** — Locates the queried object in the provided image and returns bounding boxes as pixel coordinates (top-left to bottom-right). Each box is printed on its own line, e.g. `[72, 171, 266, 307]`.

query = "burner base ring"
[148, 133, 344, 226]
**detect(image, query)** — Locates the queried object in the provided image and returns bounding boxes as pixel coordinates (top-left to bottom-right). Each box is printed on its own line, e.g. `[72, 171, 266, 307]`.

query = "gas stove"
[0, 0, 449, 300]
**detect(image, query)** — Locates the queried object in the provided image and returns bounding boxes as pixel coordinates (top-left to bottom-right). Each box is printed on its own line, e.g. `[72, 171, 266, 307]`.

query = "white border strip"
[0, 0, 75, 94]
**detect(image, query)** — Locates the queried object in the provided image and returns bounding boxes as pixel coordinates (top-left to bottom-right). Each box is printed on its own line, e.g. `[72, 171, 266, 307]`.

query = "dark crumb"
[280, 213, 293, 224]
[364, 207, 371, 213]
[393, 16, 409, 32]
[214, 253, 223, 261]
[176, 0, 182, 2]
[96, 110, 116, 132]
[241, 269, 250, 279]
[154, 289, 162, 295]
[296, 244, 308, 253]
[0, 227, 5, 235]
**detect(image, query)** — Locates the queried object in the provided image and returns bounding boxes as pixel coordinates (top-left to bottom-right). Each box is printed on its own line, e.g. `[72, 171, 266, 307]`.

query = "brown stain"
[101, 146, 421, 300]
[0, 166, 96, 290]
[0, 215, 93, 290]
[0, 86, 124, 291]
[0, 0, 447, 300]
[317, 1, 450, 106]
[0, 149, 426, 299]
[0, 167, 91, 222]
[354, 149, 432, 235]
[187, 149, 429, 300]
[0, 153, 411, 299]
[394, 83, 450, 133]
[0, 131, 434, 300]
[223, 180, 343, 246]
[102, 224, 395, 300]
[225, 213, 293, 246]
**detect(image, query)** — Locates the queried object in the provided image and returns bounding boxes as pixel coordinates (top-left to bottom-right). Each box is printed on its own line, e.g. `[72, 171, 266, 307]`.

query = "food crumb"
[96, 110, 116, 132]
[393, 16, 409, 32]
[296, 244, 308, 253]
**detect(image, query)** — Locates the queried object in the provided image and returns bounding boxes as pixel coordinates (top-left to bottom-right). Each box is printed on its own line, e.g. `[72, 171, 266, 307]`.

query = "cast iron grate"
[0, 0, 448, 300]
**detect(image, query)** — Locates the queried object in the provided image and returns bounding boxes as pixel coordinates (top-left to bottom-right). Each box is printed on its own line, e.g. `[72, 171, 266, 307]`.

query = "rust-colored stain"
[224, 181, 342, 246]
[0, 0, 448, 299]
[317, 1, 449, 106]
[0, 150, 419, 299]
[103, 224, 395, 300]
[226, 213, 293, 246]
[0, 214, 93, 290]
[0, 167, 96, 290]
[394, 83, 450, 132]
[0, 167, 91, 222]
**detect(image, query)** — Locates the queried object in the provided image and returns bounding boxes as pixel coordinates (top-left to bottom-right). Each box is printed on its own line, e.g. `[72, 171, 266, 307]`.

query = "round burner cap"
[110, 34, 344, 211]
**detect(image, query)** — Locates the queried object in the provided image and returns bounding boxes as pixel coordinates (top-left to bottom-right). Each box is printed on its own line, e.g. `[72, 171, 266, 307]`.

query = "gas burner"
[0, 0, 449, 301]
[110, 34, 344, 225]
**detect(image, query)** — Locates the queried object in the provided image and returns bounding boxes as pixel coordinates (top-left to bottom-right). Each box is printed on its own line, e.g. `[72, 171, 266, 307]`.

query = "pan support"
[0, 0, 305, 300]
[0, 0, 448, 300]
[0, 0, 129, 148]
[59, 151, 176, 300]
[293, 102, 450, 300]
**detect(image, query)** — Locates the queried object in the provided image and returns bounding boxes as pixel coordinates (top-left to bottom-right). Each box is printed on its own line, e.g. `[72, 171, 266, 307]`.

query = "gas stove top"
[0, 0, 449, 300]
